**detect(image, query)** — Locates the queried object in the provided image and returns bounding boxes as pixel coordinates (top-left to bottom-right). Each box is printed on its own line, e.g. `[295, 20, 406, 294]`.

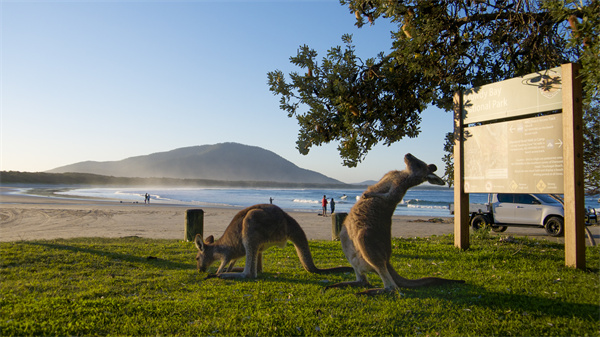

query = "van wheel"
[545, 216, 564, 237]
[492, 226, 508, 233]
[471, 215, 489, 230]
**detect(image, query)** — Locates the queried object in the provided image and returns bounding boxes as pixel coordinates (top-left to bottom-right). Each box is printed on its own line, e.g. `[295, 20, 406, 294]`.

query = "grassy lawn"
[1, 233, 598, 336]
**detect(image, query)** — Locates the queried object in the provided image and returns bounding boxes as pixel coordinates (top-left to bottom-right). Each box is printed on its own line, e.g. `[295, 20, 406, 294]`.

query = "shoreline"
[1, 186, 597, 245]
[0, 186, 453, 242]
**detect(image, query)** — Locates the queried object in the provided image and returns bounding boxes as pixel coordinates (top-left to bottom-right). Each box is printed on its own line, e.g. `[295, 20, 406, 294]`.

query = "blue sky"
[1, 0, 453, 184]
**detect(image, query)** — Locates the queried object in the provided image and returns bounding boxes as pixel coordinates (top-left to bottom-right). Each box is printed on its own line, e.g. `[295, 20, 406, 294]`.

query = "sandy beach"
[1, 187, 597, 245]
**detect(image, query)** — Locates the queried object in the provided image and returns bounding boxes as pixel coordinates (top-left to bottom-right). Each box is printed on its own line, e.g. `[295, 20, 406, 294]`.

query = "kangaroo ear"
[194, 234, 204, 251]
[427, 173, 446, 186]
[205, 235, 214, 244]
[425, 164, 445, 185]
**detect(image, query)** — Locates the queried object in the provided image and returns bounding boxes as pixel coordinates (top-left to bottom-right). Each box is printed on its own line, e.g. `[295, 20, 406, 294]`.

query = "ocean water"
[54, 187, 600, 218]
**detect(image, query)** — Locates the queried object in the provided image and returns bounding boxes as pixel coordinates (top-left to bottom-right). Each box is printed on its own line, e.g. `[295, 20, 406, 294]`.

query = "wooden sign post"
[453, 63, 585, 269]
[562, 63, 585, 269]
[453, 91, 470, 250]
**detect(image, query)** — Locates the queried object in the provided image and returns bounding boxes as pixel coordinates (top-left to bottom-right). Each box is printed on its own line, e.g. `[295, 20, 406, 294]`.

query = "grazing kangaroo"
[194, 204, 353, 279]
[327, 153, 465, 295]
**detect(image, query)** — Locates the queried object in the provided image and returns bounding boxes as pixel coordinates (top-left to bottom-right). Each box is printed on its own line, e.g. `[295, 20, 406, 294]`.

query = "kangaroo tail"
[387, 261, 465, 288]
[285, 214, 353, 274]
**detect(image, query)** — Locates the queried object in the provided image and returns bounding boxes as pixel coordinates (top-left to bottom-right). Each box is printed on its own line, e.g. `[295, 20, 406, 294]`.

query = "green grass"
[1, 234, 598, 336]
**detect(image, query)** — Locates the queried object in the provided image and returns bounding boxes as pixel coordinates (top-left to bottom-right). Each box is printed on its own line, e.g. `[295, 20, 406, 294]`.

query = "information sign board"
[463, 67, 562, 124]
[463, 114, 564, 193]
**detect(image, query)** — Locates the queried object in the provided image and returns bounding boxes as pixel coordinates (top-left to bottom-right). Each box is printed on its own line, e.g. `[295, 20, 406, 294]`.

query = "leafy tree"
[583, 103, 600, 193]
[267, 0, 599, 185]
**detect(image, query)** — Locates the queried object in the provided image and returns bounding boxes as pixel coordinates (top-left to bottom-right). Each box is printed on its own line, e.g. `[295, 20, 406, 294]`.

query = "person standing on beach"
[322, 195, 328, 216]
[330, 198, 335, 214]
[269, 197, 274, 204]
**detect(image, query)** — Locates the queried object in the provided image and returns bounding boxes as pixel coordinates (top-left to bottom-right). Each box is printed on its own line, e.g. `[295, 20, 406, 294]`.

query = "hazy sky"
[1, 0, 453, 184]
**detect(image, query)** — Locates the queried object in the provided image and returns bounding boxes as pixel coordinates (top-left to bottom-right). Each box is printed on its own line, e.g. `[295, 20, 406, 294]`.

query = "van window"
[515, 194, 538, 204]
[534, 194, 563, 204]
[497, 194, 514, 203]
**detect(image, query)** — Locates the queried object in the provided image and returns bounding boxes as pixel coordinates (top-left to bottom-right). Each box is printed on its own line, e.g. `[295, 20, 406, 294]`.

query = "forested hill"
[45, 143, 341, 185]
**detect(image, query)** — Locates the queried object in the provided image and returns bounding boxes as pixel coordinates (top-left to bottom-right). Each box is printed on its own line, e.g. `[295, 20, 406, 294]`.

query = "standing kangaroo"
[194, 204, 353, 279]
[328, 153, 465, 295]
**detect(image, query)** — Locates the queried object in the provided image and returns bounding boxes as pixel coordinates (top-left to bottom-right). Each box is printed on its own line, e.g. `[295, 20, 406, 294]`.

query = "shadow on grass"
[191, 270, 598, 322]
[194, 268, 354, 288]
[23, 241, 194, 271]
[401, 283, 599, 321]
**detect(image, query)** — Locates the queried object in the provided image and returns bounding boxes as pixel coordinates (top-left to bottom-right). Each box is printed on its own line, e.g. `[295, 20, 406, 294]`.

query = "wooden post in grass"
[561, 63, 585, 269]
[185, 209, 204, 242]
[453, 90, 470, 250]
[332, 212, 347, 240]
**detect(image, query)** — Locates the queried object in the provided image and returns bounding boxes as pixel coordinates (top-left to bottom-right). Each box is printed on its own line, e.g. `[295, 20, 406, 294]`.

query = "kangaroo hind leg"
[355, 262, 399, 296]
[351, 235, 398, 295]
[327, 228, 373, 290]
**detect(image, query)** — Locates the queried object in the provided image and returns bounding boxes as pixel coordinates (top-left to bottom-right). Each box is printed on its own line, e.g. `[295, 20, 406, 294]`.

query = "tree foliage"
[583, 103, 600, 193]
[267, 0, 599, 175]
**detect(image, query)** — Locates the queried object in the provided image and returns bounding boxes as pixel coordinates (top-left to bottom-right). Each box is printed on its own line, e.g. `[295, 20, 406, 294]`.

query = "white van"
[469, 193, 565, 237]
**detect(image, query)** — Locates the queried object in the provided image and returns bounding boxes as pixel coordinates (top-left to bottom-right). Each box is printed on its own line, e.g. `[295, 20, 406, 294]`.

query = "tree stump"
[185, 209, 204, 242]
[331, 212, 347, 240]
